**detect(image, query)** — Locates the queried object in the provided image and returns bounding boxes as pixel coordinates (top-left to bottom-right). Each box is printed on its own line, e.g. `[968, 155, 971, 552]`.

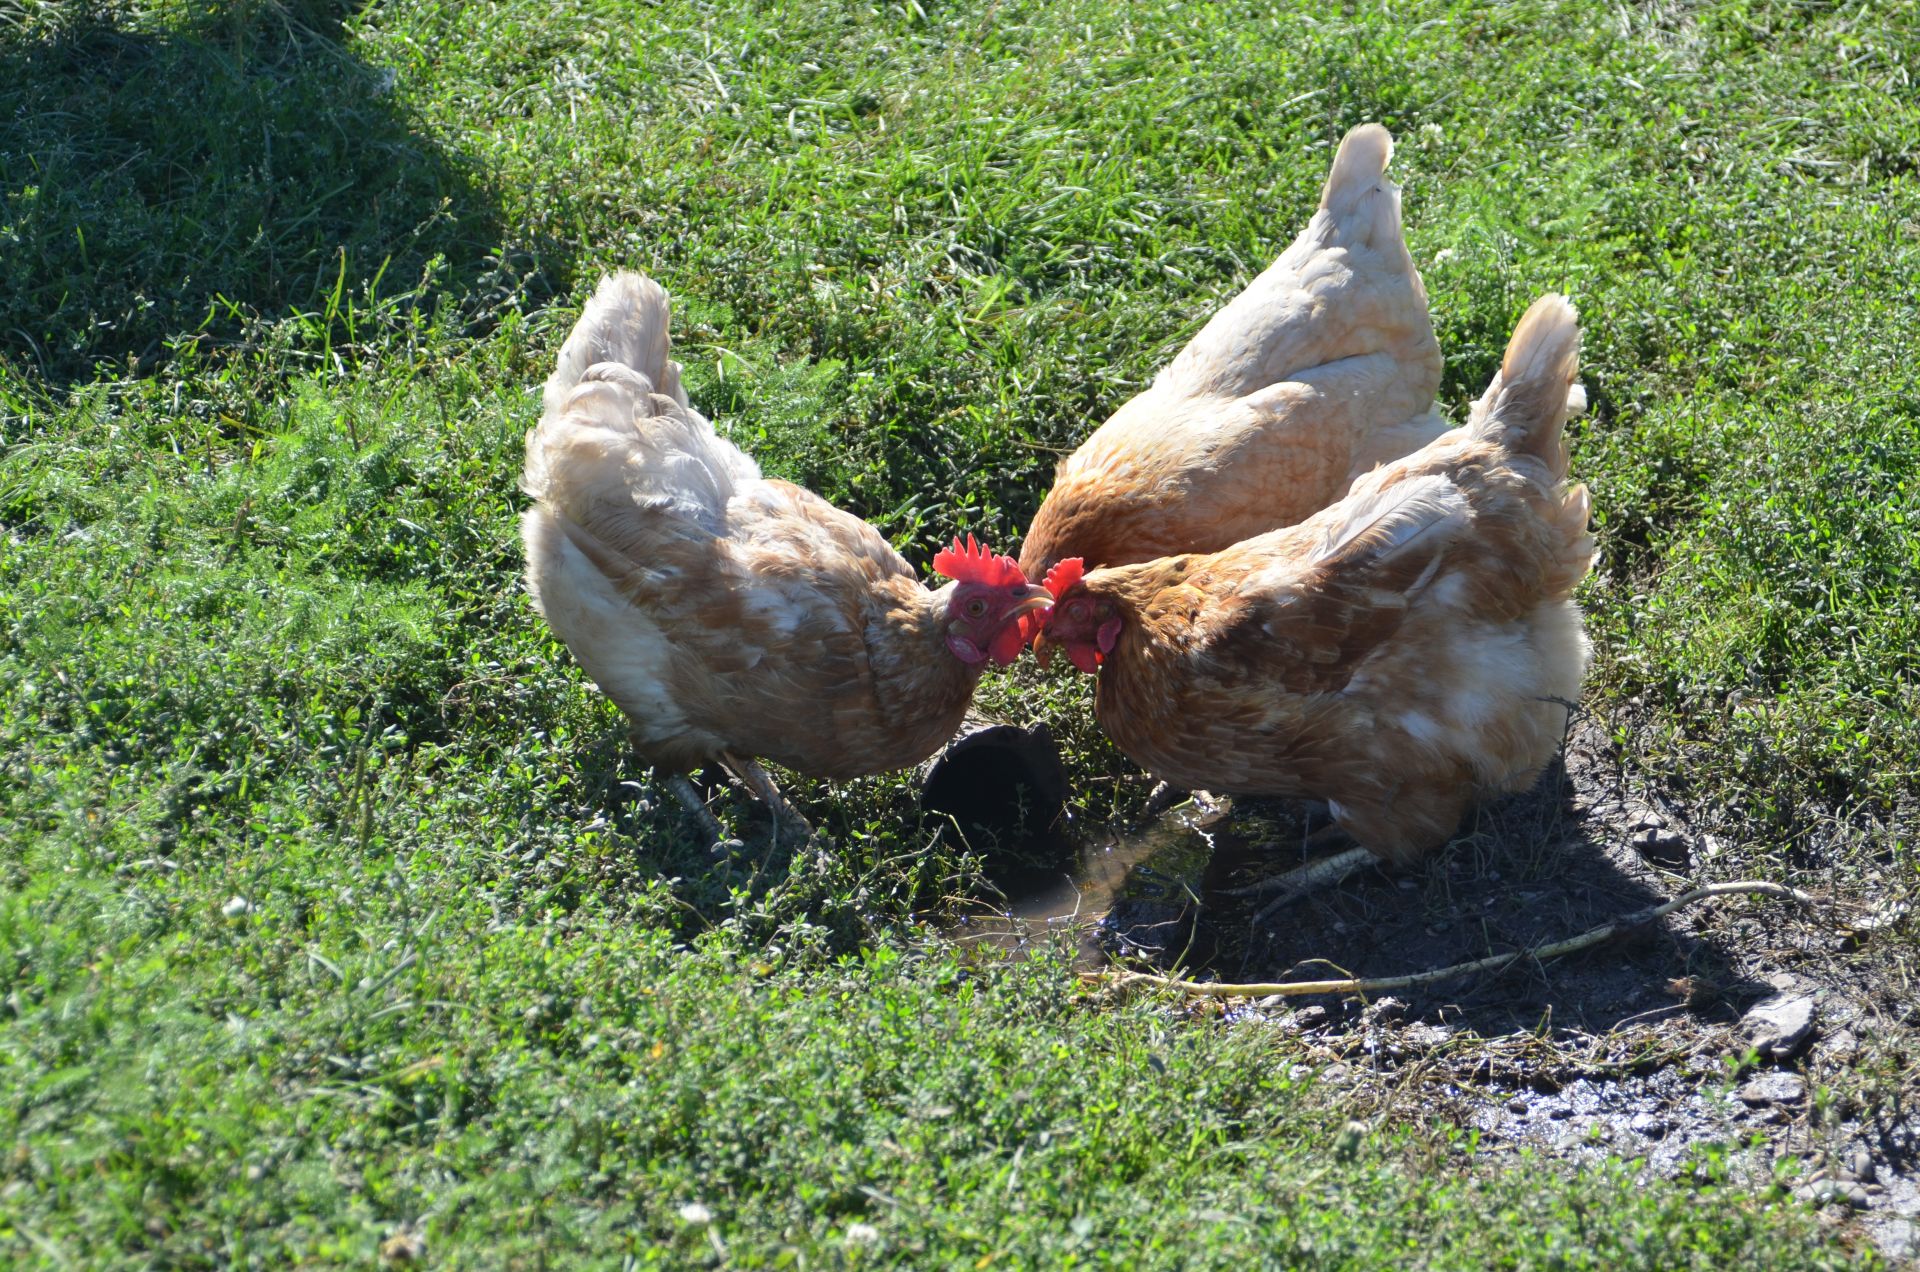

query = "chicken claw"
[665, 773, 727, 845]
[1241, 846, 1380, 924]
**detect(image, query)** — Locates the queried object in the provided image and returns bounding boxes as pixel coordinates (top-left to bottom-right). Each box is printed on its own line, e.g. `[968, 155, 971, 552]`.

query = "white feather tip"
[1500, 294, 1581, 388]
[1319, 123, 1395, 214]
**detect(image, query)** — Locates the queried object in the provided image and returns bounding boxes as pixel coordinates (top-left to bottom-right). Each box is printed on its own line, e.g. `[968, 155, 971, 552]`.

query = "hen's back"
[523, 273, 760, 536]
[1019, 124, 1446, 578]
[520, 274, 964, 779]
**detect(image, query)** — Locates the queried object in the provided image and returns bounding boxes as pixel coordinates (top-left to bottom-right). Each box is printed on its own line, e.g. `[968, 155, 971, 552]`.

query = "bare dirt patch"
[953, 718, 1919, 1260]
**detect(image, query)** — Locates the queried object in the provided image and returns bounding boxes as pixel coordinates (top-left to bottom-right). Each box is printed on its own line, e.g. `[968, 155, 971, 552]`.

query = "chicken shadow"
[0, 1, 557, 388]
[1078, 718, 1777, 1038]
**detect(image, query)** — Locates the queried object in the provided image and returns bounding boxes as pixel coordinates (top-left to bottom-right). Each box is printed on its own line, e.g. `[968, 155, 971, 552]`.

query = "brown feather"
[1019, 125, 1446, 578]
[522, 274, 992, 784]
[1055, 296, 1594, 866]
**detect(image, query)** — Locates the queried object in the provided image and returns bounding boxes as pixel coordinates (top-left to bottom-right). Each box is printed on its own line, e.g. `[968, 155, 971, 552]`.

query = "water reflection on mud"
[940, 796, 1238, 968]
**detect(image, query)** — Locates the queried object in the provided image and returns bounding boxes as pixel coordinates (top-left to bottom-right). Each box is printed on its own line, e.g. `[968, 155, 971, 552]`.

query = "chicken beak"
[1007, 586, 1054, 620]
[1032, 631, 1055, 671]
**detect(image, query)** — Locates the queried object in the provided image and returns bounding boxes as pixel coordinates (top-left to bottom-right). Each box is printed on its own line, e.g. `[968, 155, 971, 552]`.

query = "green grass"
[3, 0, 1915, 1264]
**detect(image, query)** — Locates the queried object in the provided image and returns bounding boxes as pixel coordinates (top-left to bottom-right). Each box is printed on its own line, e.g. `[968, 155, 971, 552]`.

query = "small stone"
[1547, 1105, 1573, 1120]
[1847, 1146, 1877, 1184]
[1366, 996, 1407, 1023]
[1632, 810, 1666, 831]
[1632, 826, 1689, 867]
[222, 895, 252, 918]
[1736, 1072, 1807, 1106]
[1630, 1113, 1669, 1138]
[1289, 1005, 1329, 1030]
[1876, 1219, 1917, 1263]
[1743, 993, 1817, 1059]
[379, 1230, 425, 1265]
[678, 1202, 713, 1225]
[1808, 1179, 1863, 1207]
[1506, 1096, 1530, 1115]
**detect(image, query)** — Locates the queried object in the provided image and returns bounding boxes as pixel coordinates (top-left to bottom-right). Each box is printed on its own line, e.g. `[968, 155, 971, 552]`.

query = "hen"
[1035, 295, 1593, 904]
[1019, 122, 1446, 580]
[522, 272, 1052, 842]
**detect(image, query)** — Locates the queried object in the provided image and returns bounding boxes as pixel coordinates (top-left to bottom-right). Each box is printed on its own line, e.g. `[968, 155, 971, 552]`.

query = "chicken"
[1018, 122, 1447, 581]
[1034, 295, 1593, 905]
[522, 272, 1052, 843]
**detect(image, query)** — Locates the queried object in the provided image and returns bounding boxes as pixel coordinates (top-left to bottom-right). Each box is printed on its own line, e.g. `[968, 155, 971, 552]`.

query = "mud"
[948, 719, 1920, 1261]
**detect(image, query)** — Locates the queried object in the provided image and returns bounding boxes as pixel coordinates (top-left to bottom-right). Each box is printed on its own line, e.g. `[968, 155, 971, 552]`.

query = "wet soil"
[946, 719, 1920, 1261]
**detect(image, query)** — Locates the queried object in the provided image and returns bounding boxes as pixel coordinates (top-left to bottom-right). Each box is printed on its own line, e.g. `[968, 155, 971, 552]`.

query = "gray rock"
[1744, 993, 1817, 1058]
[1631, 826, 1690, 867]
[1366, 996, 1407, 1023]
[1736, 1071, 1807, 1105]
[1873, 1218, 1916, 1264]
[1629, 1112, 1669, 1138]
[1846, 1146, 1877, 1184]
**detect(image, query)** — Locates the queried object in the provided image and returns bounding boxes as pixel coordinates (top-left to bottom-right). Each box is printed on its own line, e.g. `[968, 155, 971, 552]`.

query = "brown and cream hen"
[522, 272, 1052, 843]
[1035, 295, 1593, 904]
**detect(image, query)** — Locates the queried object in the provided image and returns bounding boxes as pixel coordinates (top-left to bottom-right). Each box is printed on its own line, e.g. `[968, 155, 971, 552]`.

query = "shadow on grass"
[0, 0, 552, 387]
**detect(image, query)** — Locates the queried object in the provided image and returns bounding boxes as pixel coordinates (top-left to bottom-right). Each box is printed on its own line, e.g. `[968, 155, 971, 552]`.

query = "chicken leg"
[665, 772, 727, 844]
[1242, 846, 1378, 924]
[723, 752, 813, 853]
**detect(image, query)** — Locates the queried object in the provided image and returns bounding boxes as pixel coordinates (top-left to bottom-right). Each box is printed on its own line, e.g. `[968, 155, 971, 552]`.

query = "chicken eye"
[1067, 600, 1090, 621]
[965, 597, 988, 618]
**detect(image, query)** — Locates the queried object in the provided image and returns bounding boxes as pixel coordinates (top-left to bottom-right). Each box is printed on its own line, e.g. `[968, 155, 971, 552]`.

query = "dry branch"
[1084, 880, 1830, 1000]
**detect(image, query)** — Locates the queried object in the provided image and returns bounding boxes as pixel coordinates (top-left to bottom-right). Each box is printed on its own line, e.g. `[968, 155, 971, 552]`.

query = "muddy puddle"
[937, 719, 1920, 1261]
[940, 794, 1234, 966]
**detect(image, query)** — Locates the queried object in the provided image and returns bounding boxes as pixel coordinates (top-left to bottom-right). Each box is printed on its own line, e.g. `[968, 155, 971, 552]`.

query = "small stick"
[1082, 881, 1830, 1000]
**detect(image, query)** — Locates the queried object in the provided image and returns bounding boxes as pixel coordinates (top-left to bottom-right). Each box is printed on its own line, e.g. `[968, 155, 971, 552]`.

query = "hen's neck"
[863, 577, 981, 748]
[1087, 556, 1216, 654]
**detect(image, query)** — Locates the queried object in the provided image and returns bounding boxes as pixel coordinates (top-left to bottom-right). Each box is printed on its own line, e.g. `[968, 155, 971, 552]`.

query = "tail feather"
[1468, 294, 1583, 480]
[523, 270, 757, 526]
[1155, 122, 1435, 403]
[1316, 123, 1398, 246]
[541, 272, 688, 419]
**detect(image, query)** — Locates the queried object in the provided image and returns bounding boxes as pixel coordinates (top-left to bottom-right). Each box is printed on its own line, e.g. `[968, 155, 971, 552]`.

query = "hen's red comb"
[932, 534, 1024, 588]
[1041, 557, 1086, 598]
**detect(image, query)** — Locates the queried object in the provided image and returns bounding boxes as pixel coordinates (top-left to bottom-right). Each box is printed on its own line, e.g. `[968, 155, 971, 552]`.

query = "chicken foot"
[665, 773, 728, 845]
[722, 752, 814, 853]
[1239, 846, 1379, 924]
[1222, 821, 1350, 897]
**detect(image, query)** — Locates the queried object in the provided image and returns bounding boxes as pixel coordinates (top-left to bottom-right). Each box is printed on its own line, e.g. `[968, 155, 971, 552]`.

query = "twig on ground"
[1083, 880, 1834, 1000]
